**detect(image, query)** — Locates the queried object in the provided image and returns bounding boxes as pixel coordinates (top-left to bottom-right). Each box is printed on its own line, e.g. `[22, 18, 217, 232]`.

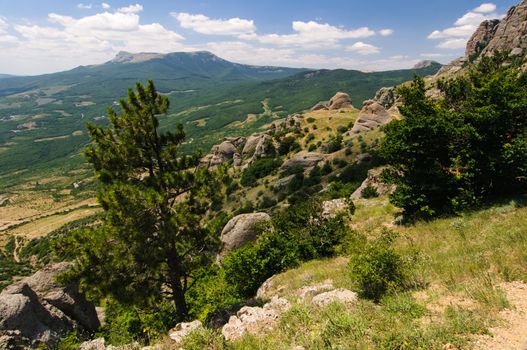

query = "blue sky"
[0, 0, 518, 75]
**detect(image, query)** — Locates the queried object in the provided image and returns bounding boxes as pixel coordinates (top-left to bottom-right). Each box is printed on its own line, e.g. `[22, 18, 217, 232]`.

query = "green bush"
[326, 134, 343, 153]
[307, 117, 316, 123]
[240, 158, 283, 187]
[278, 136, 301, 156]
[349, 230, 407, 301]
[361, 186, 379, 199]
[223, 199, 349, 298]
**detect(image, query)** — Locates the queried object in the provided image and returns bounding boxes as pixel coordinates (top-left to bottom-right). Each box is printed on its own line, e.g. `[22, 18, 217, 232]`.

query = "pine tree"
[68, 81, 223, 320]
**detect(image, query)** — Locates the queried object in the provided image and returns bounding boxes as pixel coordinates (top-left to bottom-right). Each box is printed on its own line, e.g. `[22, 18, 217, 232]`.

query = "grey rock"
[168, 320, 203, 345]
[311, 288, 358, 306]
[78, 338, 106, 350]
[217, 213, 271, 262]
[373, 87, 397, 109]
[328, 92, 353, 110]
[0, 263, 99, 347]
[465, 19, 500, 58]
[351, 167, 396, 199]
[351, 100, 392, 134]
[281, 152, 325, 172]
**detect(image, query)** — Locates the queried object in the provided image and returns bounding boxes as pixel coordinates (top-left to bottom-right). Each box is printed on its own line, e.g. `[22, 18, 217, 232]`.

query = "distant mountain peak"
[110, 51, 164, 64]
[413, 60, 440, 69]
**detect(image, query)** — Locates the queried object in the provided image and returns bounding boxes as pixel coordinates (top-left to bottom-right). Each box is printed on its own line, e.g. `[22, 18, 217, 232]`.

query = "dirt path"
[473, 281, 527, 350]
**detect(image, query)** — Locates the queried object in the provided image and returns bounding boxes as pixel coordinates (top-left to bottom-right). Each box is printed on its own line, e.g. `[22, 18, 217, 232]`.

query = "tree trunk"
[167, 251, 188, 320]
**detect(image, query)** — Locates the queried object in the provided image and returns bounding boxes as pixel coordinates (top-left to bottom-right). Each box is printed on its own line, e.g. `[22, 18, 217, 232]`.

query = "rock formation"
[201, 137, 246, 167]
[373, 87, 397, 109]
[328, 92, 353, 110]
[221, 296, 291, 341]
[310, 92, 353, 111]
[242, 134, 276, 160]
[217, 213, 271, 262]
[0, 263, 100, 347]
[169, 320, 203, 345]
[351, 167, 396, 199]
[465, 20, 501, 58]
[311, 288, 358, 306]
[351, 100, 392, 134]
[280, 152, 325, 172]
[413, 60, 439, 69]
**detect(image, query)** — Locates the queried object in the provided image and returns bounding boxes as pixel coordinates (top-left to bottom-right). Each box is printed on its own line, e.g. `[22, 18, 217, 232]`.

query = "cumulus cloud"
[257, 21, 375, 48]
[117, 4, 143, 14]
[474, 3, 497, 13]
[102, 2, 111, 9]
[172, 12, 256, 37]
[379, 29, 393, 36]
[347, 42, 380, 55]
[77, 3, 93, 10]
[1, 4, 189, 74]
[428, 2, 502, 50]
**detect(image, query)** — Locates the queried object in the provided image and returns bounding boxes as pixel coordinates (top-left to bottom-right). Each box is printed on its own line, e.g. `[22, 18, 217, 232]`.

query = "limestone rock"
[413, 60, 439, 69]
[221, 296, 291, 341]
[328, 92, 353, 110]
[311, 288, 358, 306]
[481, 1, 527, 57]
[168, 320, 203, 345]
[296, 282, 335, 301]
[281, 152, 325, 172]
[217, 213, 271, 262]
[0, 263, 100, 347]
[273, 174, 296, 191]
[201, 137, 246, 167]
[465, 19, 500, 58]
[242, 134, 275, 160]
[351, 167, 396, 199]
[351, 100, 392, 134]
[373, 87, 397, 109]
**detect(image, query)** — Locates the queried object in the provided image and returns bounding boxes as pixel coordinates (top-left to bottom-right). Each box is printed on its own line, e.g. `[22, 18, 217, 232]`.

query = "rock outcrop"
[311, 289, 358, 306]
[310, 92, 353, 111]
[481, 1, 527, 57]
[351, 100, 392, 134]
[242, 134, 276, 160]
[413, 60, 439, 69]
[280, 152, 325, 172]
[351, 167, 396, 199]
[328, 92, 353, 110]
[465, 20, 501, 58]
[0, 263, 99, 347]
[201, 137, 246, 167]
[321, 199, 349, 218]
[217, 213, 271, 262]
[373, 87, 397, 109]
[221, 296, 291, 341]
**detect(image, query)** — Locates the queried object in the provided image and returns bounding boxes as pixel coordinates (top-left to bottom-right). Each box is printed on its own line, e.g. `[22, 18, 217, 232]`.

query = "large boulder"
[280, 152, 325, 172]
[242, 134, 276, 160]
[221, 296, 290, 341]
[328, 92, 353, 110]
[0, 262, 100, 347]
[311, 288, 358, 306]
[373, 87, 397, 109]
[217, 213, 271, 262]
[201, 137, 246, 167]
[169, 320, 203, 345]
[351, 100, 392, 134]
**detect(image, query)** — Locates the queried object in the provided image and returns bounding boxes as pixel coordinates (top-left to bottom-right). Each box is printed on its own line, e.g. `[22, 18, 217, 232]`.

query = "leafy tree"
[66, 81, 223, 320]
[380, 52, 527, 218]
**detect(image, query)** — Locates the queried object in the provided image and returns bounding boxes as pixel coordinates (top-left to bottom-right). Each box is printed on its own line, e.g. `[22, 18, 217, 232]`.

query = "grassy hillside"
[0, 59, 440, 188]
[181, 197, 527, 349]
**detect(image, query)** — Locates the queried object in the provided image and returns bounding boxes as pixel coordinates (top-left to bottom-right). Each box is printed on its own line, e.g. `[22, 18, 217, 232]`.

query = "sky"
[0, 0, 518, 75]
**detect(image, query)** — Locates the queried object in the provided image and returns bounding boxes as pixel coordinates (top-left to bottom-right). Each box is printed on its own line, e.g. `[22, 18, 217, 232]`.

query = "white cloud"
[437, 38, 467, 49]
[347, 41, 380, 55]
[117, 4, 143, 14]
[77, 3, 93, 10]
[172, 12, 256, 37]
[2, 5, 188, 74]
[474, 3, 497, 13]
[428, 3, 502, 50]
[257, 21, 375, 48]
[0, 18, 7, 32]
[102, 2, 111, 9]
[379, 29, 393, 36]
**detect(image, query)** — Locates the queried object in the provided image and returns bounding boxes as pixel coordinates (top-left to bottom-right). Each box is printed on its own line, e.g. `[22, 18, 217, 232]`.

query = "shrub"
[240, 158, 282, 187]
[308, 144, 317, 152]
[349, 230, 406, 301]
[278, 136, 301, 156]
[361, 186, 379, 199]
[337, 125, 349, 134]
[307, 117, 316, 123]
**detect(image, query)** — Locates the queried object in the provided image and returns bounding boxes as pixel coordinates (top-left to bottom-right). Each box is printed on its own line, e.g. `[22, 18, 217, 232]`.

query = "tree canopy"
[380, 52, 527, 218]
[66, 81, 224, 320]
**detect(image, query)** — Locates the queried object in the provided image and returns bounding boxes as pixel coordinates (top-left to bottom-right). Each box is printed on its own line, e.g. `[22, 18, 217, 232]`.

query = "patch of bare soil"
[473, 281, 527, 350]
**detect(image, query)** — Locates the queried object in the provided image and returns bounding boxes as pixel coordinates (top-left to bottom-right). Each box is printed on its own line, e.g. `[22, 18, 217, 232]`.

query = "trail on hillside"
[473, 281, 527, 350]
[13, 235, 20, 263]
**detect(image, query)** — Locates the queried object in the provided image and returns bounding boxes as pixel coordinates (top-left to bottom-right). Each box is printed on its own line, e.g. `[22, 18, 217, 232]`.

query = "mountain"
[0, 52, 441, 187]
[0, 74, 13, 79]
[0, 51, 306, 98]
